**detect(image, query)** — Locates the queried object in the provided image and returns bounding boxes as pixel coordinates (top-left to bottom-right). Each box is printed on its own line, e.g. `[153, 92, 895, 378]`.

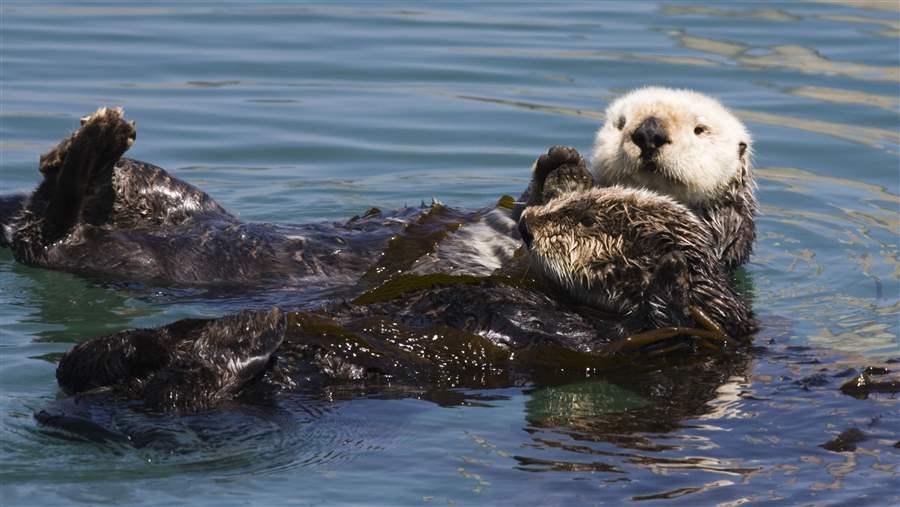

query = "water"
[1, 1, 898, 505]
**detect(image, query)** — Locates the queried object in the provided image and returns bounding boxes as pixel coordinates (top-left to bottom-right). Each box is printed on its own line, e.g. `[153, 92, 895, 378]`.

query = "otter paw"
[77, 106, 137, 152]
[543, 164, 594, 202]
[535, 145, 585, 177]
[530, 145, 592, 203]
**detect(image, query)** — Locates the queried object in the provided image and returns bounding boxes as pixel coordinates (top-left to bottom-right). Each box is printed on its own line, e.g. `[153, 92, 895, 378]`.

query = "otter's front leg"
[520, 146, 594, 209]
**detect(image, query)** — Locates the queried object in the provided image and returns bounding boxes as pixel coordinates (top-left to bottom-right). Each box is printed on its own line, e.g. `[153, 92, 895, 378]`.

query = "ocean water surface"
[1, 2, 898, 505]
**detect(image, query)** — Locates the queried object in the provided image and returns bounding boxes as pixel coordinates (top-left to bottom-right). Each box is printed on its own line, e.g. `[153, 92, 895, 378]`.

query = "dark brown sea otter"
[2, 107, 521, 291]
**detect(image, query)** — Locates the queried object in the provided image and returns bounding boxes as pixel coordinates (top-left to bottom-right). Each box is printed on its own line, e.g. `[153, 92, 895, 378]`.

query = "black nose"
[518, 220, 533, 249]
[631, 117, 670, 154]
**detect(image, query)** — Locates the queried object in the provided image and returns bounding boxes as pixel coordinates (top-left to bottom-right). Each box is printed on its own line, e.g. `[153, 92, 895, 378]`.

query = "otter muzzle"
[631, 116, 670, 157]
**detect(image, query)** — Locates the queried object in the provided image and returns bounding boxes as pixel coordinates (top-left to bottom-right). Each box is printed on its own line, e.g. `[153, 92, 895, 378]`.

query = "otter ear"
[738, 142, 748, 158]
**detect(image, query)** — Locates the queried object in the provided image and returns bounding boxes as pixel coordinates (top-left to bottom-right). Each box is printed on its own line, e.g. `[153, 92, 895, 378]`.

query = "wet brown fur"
[520, 147, 757, 339]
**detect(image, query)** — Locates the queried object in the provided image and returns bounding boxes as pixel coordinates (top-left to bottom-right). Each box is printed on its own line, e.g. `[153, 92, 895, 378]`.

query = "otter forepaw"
[534, 145, 584, 179]
[532, 145, 593, 203]
[543, 162, 593, 202]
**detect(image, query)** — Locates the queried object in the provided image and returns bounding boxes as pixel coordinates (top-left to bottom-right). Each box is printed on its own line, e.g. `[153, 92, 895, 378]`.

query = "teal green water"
[1, 2, 898, 505]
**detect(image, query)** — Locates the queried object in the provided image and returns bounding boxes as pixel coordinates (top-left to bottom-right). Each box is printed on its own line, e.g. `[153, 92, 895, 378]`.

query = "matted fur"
[520, 185, 756, 338]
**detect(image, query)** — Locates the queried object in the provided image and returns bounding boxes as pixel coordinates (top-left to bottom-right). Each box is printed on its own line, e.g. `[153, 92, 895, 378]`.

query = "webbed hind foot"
[56, 308, 286, 413]
[37, 107, 136, 241]
[40, 107, 136, 177]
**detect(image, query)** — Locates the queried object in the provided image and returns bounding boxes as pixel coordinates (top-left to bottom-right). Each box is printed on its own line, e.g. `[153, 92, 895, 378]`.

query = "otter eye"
[694, 125, 709, 136]
[579, 216, 596, 227]
[616, 116, 625, 130]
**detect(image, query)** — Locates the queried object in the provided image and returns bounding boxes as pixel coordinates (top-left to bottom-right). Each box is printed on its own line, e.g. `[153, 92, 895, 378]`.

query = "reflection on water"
[666, 2, 900, 38]
[4, 394, 403, 483]
[818, 14, 900, 38]
[663, 5, 801, 23]
[811, 0, 900, 13]
[739, 45, 899, 82]
[458, 91, 900, 148]
[789, 86, 899, 112]
[9, 262, 157, 344]
[512, 339, 899, 504]
[672, 31, 900, 82]
[0, 1, 898, 505]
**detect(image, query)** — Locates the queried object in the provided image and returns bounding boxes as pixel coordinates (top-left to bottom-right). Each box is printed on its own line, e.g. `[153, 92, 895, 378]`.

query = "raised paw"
[542, 162, 594, 203]
[76, 106, 137, 153]
[528, 145, 592, 205]
[535, 145, 585, 180]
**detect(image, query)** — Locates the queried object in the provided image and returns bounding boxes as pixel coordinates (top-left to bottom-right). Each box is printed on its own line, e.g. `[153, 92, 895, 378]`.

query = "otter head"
[592, 87, 751, 207]
[519, 187, 634, 301]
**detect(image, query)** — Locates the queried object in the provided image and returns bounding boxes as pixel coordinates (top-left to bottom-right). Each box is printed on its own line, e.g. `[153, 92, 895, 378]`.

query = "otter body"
[42, 145, 758, 425]
[3, 108, 520, 290]
[520, 185, 755, 339]
[12, 159, 399, 286]
[39, 296, 754, 445]
[47, 272, 734, 416]
[4, 97, 758, 428]
[14, 157, 407, 285]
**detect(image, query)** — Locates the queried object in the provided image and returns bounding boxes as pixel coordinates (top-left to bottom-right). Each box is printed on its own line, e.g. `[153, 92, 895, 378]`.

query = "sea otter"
[37, 143, 756, 424]
[0, 97, 758, 427]
[1, 107, 520, 290]
[591, 87, 756, 268]
[39, 300, 755, 445]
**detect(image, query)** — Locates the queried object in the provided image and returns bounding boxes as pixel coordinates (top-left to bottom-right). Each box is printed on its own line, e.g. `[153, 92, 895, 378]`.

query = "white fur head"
[591, 87, 751, 206]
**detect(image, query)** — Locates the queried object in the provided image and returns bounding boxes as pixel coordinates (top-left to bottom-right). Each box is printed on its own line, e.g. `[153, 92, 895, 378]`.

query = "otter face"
[592, 87, 751, 206]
